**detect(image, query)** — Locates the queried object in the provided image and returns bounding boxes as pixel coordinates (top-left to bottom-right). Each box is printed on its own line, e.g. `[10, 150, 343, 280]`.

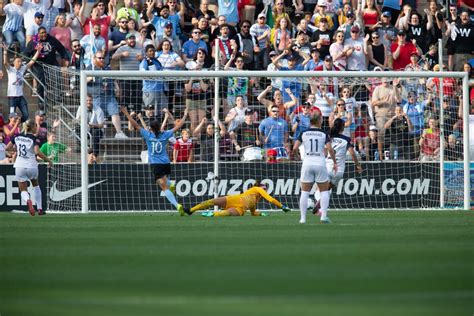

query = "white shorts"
[15, 167, 38, 182]
[327, 161, 345, 186]
[300, 163, 329, 184]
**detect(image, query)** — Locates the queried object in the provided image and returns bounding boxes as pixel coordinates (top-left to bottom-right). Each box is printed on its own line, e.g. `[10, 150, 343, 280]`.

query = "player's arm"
[121, 106, 141, 130]
[254, 186, 282, 208]
[326, 142, 337, 172]
[35, 145, 53, 167]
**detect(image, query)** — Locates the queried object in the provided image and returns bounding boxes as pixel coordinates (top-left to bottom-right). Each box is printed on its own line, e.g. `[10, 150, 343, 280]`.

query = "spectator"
[442, 96, 459, 137]
[196, 17, 213, 44]
[354, 102, 371, 158]
[193, 117, 226, 161]
[329, 99, 352, 137]
[156, 21, 181, 54]
[310, 17, 333, 59]
[4, 113, 21, 146]
[192, 0, 217, 26]
[426, 64, 458, 98]
[270, 16, 292, 55]
[267, 51, 283, 91]
[156, 38, 184, 106]
[25, 26, 69, 108]
[167, 0, 185, 42]
[295, 17, 313, 38]
[43, 0, 59, 32]
[449, 10, 474, 71]
[81, 0, 116, 43]
[181, 27, 208, 63]
[233, 20, 256, 70]
[75, 93, 105, 156]
[391, 29, 420, 70]
[108, 17, 129, 56]
[210, 15, 237, 43]
[87, 51, 128, 139]
[250, 13, 271, 71]
[147, 3, 172, 38]
[3, 43, 42, 122]
[0, 133, 13, 164]
[371, 77, 401, 159]
[184, 71, 210, 131]
[217, 0, 239, 26]
[68, 39, 85, 95]
[117, 0, 139, 25]
[424, 1, 444, 47]
[376, 11, 396, 63]
[381, 0, 400, 26]
[23, 0, 46, 34]
[225, 95, 250, 132]
[395, 4, 412, 30]
[419, 118, 440, 161]
[445, 5, 460, 71]
[127, 18, 140, 40]
[401, 90, 425, 150]
[404, 11, 432, 54]
[383, 105, 413, 160]
[34, 110, 60, 147]
[26, 12, 45, 44]
[423, 44, 438, 70]
[330, 29, 349, 69]
[1, 0, 26, 51]
[403, 52, 425, 94]
[173, 128, 193, 162]
[40, 132, 70, 163]
[212, 23, 236, 66]
[368, 31, 388, 70]
[80, 24, 106, 69]
[272, 0, 290, 28]
[314, 84, 335, 131]
[50, 14, 72, 52]
[366, 125, 380, 160]
[313, 55, 341, 95]
[445, 134, 463, 161]
[291, 102, 312, 140]
[230, 108, 261, 154]
[293, 30, 312, 59]
[258, 105, 289, 151]
[361, 0, 381, 34]
[112, 33, 144, 112]
[305, 47, 323, 70]
[66, 0, 84, 41]
[139, 44, 168, 114]
[344, 26, 369, 71]
[225, 55, 250, 106]
[312, 0, 335, 31]
[338, 10, 361, 39]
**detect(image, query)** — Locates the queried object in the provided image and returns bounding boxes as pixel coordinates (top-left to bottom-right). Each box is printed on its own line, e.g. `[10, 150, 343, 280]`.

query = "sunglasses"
[236, 60, 244, 63]
[242, 25, 250, 28]
[72, 45, 81, 48]
[36, 16, 44, 19]
[337, 104, 345, 106]
[120, 21, 127, 23]
[96, 57, 105, 60]
[351, 30, 359, 33]
[271, 110, 278, 113]
[372, 36, 379, 39]
[193, 31, 201, 34]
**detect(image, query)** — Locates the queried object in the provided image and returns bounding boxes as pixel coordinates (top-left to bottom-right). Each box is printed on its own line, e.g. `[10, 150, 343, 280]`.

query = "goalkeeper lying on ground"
[184, 182, 292, 217]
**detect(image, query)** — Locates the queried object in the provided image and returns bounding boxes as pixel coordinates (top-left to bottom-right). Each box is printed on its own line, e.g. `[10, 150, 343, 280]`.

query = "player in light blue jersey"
[121, 107, 188, 215]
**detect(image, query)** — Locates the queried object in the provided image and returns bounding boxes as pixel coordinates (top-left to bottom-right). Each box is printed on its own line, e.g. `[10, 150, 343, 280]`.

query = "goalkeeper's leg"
[190, 197, 227, 214]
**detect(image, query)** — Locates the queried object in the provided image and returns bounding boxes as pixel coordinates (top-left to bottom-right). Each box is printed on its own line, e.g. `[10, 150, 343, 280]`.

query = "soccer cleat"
[27, 199, 35, 216]
[176, 204, 185, 216]
[312, 200, 321, 215]
[320, 217, 332, 224]
[169, 181, 176, 194]
[201, 211, 214, 217]
[184, 207, 192, 216]
[299, 219, 306, 224]
[281, 205, 291, 213]
[38, 209, 46, 216]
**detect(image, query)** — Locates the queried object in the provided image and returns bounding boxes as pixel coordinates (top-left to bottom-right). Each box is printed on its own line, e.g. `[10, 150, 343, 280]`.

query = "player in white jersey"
[5, 119, 52, 216]
[293, 113, 337, 224]
[313, 118, 363, 214]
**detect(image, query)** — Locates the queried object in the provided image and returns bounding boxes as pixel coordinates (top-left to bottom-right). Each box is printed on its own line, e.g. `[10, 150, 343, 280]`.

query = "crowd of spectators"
[0, 0, 473, 164]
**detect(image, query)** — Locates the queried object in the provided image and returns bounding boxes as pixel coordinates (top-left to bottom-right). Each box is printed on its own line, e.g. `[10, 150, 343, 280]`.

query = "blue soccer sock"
[164, 189, 178, 208]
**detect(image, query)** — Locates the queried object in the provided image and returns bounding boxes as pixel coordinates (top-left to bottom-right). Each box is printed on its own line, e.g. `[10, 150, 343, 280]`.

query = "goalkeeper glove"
[281, 205, 291, 213]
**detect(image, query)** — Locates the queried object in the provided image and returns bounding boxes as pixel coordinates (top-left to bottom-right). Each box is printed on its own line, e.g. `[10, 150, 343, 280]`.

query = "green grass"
[0, 211, 473, 316]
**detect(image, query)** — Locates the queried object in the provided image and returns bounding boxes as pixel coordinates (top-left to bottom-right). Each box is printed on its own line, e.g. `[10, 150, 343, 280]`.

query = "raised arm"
[257, 85, 274, 107]
[121, 106, 141, 130]
[171, 109, 188, 133]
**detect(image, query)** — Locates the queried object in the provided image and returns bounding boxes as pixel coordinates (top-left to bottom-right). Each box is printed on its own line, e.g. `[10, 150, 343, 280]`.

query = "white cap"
[369, 125, 378, 132]
[317, 0, 327, 6]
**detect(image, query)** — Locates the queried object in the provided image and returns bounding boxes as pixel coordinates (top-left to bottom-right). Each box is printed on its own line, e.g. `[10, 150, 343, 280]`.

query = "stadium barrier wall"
[2, 162, 472, 212]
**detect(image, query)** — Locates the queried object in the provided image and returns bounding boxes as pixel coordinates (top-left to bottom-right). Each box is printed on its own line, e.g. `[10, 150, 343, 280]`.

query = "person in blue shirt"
[401, 90, 426, 160]
[140, 44, 168, 113]
[259, 105, 289, 150]
[121, 106, 188, 215]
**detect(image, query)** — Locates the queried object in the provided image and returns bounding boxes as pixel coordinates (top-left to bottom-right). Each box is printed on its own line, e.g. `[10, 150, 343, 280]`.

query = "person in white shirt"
[344, 25, 368, 71]
[75, 93, 105, 156]
[5, 119, 52, 216]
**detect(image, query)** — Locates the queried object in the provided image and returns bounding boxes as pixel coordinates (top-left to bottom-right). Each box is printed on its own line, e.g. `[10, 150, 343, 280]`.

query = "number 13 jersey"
[11, 133, 38, 169]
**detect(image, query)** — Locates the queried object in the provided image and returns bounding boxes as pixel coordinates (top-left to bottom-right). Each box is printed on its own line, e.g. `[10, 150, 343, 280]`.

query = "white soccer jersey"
[11, 133, 38, 169]
[298, 128, 329, 165]
[326, 134, 353, 167]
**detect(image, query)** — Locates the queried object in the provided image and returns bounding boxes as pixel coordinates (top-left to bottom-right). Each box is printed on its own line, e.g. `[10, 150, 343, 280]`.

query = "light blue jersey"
[140, 128, 173, 164]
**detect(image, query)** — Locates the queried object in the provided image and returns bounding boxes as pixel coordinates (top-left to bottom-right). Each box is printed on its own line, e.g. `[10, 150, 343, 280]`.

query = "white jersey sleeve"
[298, 128, 329, 165]
[327, 134, 352, 167]
[12, 133, 39, 169]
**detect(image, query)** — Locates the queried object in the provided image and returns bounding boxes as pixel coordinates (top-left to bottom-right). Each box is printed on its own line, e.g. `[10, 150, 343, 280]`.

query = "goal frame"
[79, 70, 471, 212]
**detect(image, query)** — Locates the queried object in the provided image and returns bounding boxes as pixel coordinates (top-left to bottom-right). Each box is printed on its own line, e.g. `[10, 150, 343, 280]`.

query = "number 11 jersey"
[298, 128, 329, 165]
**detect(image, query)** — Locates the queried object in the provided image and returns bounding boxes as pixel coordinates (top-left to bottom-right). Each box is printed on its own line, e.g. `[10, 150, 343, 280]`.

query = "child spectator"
[40, 132, 71, 163]
[173, 128, 193, 162]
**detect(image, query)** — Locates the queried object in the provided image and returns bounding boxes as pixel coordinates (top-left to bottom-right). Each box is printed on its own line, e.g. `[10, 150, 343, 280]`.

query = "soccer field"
[0, 211, 472, 316]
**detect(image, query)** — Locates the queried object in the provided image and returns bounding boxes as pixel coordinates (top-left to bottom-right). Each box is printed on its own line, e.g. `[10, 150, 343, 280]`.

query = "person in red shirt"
[391, 29, 421, 70]
[81, 1, 117, 46]
[173, 128, 194, 163]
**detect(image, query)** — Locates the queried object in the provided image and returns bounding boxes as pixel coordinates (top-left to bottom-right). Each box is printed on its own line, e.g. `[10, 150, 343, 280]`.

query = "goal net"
[41, 65, 470, 212]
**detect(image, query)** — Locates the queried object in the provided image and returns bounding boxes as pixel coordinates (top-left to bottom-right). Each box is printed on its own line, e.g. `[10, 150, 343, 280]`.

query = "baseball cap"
[382, 11, 391, 17]
[287, 54, 296, 61]
[397, 29, 406, 35]
[165, 21, 173, 28]
[258, 13, 266, 19]
[410, 51, 419, 57]
[9, 112, 19, 119]
[317, 0, 327, 6]
[296, 30, 307, 37]
[35, 12, 44, 18]
[311, 47, 319, 53]
[369, 125, 378, 131]
[269, 50, 277, 57]
[35, 110, 46, 116]
[303, 101, 312, 107]
[351, 25, 360, 32]
[245, 108, 254, 115]
[324, 55, 332, 61]
[125, 33, 136, 39]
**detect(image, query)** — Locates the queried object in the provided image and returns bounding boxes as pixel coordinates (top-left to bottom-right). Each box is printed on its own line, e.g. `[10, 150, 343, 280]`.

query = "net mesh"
[40, 64, 466, 211]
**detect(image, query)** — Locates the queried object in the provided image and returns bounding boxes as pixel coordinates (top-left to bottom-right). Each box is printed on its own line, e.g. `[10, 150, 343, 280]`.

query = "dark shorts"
[151, 163, 171, 180]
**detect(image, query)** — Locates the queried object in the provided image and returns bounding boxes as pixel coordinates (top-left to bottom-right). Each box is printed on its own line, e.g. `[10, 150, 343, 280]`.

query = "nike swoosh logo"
[49, 180, 107, 202]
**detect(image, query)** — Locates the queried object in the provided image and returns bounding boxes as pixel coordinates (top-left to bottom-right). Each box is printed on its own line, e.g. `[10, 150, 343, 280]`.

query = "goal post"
[50, 69, 471, 212]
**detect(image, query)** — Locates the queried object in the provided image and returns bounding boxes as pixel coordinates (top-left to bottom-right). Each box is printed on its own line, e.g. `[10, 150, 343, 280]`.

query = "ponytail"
[329, 118, 344, 138]
[21, 119, 35, 134]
